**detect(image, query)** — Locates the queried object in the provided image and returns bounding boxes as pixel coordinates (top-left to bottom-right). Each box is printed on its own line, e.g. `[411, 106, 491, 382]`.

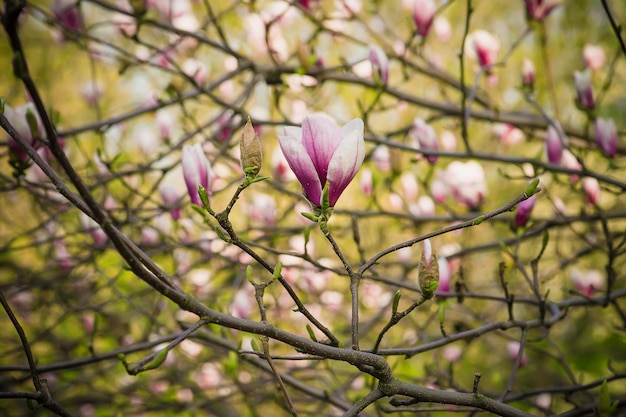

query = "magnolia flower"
[441, 161, 487, 209]
[571, 268, 603, 297]
[181, 143, 212, 206]
[595, 118, 617, 158]
[158, 182, 181, 220]
[360, 167, 373, 196]
[507, 341, 528, 367]
[574, 69, 595, 110]
[583, 44, 606, 71]
[466, 30, 500, 69]
[411, 118, 439, 163]
[521, 58, 536, 89]
[515, 194, 537, 228]
[582, 177, 600, 205]
[52, 0, 83, 34]
[493, 123, 524, 146]
[278, 114, 365, 207]
[545, 124, 565, 164]
[413, 0, 437, 37]
[369, 44, 389, 84]
[523, 0, 561, 21]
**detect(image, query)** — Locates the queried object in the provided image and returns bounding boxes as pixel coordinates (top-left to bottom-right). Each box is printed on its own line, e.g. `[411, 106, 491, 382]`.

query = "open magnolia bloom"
[278, 114, 365, 208]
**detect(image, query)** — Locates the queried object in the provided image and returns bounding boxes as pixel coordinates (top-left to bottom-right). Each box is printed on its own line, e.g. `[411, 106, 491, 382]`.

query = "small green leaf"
[472, 215, 485, 226]
[599, 380, 611, 417]
[251, 175, 271, 183]
[306, 324, 318, 342]
[141, 348, 169, 372]
[198, 185, 211, 210]
[301, 212, 319, 222]
[536, 230, 549, 260]
[524, 179, 540, 197]
[272, 262, 283, 280]
[321, 182, 330, 211]
[0, 97, 5, 113]
[392, 290, 401, 314]
[25, 108, 40, 140]
[250, 339, 260, 353]
[246, 265, 254, 284]
[428, 281, 440, 293]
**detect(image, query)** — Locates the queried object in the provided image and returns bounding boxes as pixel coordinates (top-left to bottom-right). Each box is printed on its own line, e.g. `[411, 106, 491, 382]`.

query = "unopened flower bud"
[418, 239, 439, 299]
[240, 117, 262, 177]
[515, 194, 537, 229]
[574, 69, 595, 110]
[595, 118, 617, 158]
[521, 58, 535, 89]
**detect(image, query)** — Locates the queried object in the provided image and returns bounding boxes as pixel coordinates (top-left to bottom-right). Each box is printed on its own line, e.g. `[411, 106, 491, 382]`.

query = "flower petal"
[326, 122, 365, 206]
[279, 132, 323, 206]
[301, 114, 343, 184]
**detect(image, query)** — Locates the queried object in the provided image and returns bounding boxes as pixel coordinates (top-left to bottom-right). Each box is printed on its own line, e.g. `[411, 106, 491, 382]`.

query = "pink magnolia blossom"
[515, 194, 537, 228]
[278, 114, 365, 207]
[52, 0, 83, 34]
[595, 118, 617, 158]
[441, 161, 487, 209]
[545, 124, 565, 164]
[359, 168, 373, 196]
[80, 213, 108, 247]
[158, 183, 181, 220]
[523, 0, 561, 21]
[560, 150, 582, 183]
[507, 341, 528, 367]
[433, 16, 452, 42]
[369, 45, 390, 84]
[493, 123, 524, 146]
[466, 30, 500, 69]
[571, 268, 603, 297]
[521, 58, 536, 89]
[412, 0, 437, 37]
[574, 69, 595, 110]
[371, 145, 391, 172]
[583, 44, 606, 71]
[411, 118, 439, 163]
[582, 177, 600, 205]
[181, 143, 212, 206]
[400, 171, 419, 202]
[436, 256, 451, 299]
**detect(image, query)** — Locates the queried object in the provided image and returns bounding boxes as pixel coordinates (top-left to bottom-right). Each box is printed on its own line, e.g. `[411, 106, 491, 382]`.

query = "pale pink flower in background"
[441, 161, 487, 209]
[430, 176, 448, 204]
[411, 118, 439, 163]
[493, 123, 524, 146]
[439, 243, 461, 273]
[571, 268, 603, 297]
[507, 341, 528, 367]
[360, 168, 373, 196]
[545, 124, 565, 164]
[536, 394, 552, 411]
[181, 143, 212, 206]
[244, 193, 277, 226]
[433, 16, 452, 42]
[582, 177, 600, 205]
[560, 150, 582, 182]
[466, 30, 500, 69]
[362, 282, 392, 309]
[182, 58, 209, 85]
[388, 193, 404, 212]
[278, 114, 365, 207]
[595, 118, 617, 158]
[230, 287, 254, 319]
[574, 69, 595, 110]
[303, 260, 333, 294]
[80, 213, 108, 246]
[436, 256, 451, 298]
[442, 345, 462, 362]
[80, 81, 104, 106]
[141, 227, 159, 245]
[320, 290, 344, 312]
[196, 363, 222, 390]
[371, 145, 391, 172]
[397, 246, 413, 264]
[155, 109, 177, 140]
[523, 0, 561, 21]
[400, 172, 419, 202]
[369, 44, 390, 84]
[159, 182, 181, 220]
[134, 123, 159, 157]
[521, 58, 536, 88]
[409, 195, 436, 217]
[583, 44, 606, 71]
[289, 235, 315, 257]
[272, 146, 297, 182]
[440, 130, 457, 152]
[54, 239, 73, 273]
[412, 0, 437, 37]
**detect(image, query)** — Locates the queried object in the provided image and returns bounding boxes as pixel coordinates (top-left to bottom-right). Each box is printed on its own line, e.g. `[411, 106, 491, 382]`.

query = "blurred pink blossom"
[582, 177, 600, 205]
[80, 213, 108, 246]
[493, 123, 524, 146]
[466, 30, 500, 69]
[583, 44, 606, 71]
[360, 168, 373, 196]
[369, 44, 390, 84]
[571, 268, 603, 297]
[411, 118, 439, 163]
[181, 143, 212, 206]
[515, 194, 537, 228]
[521, 58, 536, 89]
[442, 345, 462, 362]
[523, 0, 561, 21]
[595, 118, 617, 158]
[412, 0, 437, 37]
[507, 341, 528, 367]
[560, 150, 582, 182]
[545, 124, 565, 164]
[441, 161, 487, 209]
[433, 16, 452, 42]
[574, 69, 595, 110]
